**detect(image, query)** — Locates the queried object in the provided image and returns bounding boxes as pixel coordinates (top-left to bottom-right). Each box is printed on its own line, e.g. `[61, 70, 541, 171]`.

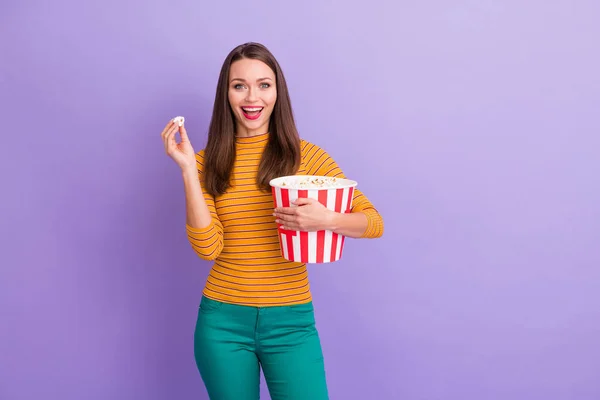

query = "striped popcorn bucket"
[269, 175, 357, 263]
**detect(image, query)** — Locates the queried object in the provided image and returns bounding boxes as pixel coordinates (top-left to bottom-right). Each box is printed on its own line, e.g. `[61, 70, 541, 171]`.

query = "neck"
[235, 122, 270, 138]
[235, 131, 270, 145]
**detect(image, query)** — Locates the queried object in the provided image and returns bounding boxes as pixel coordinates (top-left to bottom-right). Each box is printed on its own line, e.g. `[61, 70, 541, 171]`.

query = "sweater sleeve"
[302, 141, 384, 239]
[185, 151, 224, 260]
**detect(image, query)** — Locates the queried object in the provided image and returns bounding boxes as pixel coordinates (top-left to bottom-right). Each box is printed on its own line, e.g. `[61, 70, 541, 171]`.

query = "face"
[228, 58, 277, 137]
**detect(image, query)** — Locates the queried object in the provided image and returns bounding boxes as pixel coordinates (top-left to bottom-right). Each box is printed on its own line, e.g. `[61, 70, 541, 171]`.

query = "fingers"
[275, 213, 296, 223]
[273, 206, 297, 215]
[161, 120, 176, 149]
[160, 120, 175, 140]
[274, 198, 315, 216]
[280, 223, 300, 232]
[163, 123, 179, 152]
[179, 124, 189, 143]
[292, 198, 314, 206]
[161, 117, 191, 153]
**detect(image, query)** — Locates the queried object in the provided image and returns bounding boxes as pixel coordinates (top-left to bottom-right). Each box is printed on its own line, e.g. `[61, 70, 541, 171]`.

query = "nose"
[245, 86, 258, 102]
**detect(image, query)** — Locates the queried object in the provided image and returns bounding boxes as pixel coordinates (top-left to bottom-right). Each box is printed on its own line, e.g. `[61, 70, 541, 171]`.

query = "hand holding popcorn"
[274, 198, 335, 232]
[161, 116, 196, 171]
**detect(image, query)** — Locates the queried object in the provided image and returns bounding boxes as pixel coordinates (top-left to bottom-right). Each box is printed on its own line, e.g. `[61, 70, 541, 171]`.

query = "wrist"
[181, 166, 198, 180]
[326, 210, 341, 232]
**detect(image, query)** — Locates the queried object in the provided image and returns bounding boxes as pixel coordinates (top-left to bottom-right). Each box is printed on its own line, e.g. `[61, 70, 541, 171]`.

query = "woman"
[161, 42, 383, 400]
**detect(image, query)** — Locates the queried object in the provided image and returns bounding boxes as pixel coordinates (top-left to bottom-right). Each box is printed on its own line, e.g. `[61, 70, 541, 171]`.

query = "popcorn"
[279, 176, 345, 189]
[269, 175, 358, 263]
[173, 116, 185, 127]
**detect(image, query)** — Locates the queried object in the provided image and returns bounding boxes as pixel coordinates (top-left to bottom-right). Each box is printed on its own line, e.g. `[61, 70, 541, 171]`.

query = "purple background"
[1, 1, 599, 399]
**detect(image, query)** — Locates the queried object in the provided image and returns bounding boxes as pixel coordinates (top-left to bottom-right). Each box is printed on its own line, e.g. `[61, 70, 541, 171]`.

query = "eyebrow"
[230, 77, 273, 83]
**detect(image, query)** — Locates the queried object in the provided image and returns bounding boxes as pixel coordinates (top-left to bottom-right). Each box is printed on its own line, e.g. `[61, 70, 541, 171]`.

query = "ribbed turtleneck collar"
[235, 132, 269, 146]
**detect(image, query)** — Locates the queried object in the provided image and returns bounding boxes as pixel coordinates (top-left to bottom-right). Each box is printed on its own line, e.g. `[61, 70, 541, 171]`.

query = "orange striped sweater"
[186, 133, 384, 306]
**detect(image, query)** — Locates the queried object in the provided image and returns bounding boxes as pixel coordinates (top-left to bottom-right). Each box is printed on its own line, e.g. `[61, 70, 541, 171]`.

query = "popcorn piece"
[280, 176, 344, 189]
[173, 116, 185, 127]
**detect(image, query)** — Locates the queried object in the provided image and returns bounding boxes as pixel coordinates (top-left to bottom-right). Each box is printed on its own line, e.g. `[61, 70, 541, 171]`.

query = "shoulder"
[300, 139, 330, 157]
[299, 138, 343, 176]
[300, 138, 337, 162]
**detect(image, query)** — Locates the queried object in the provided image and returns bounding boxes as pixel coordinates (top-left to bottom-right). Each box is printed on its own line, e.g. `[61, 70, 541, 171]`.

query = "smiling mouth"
[241, 107, 263, 120]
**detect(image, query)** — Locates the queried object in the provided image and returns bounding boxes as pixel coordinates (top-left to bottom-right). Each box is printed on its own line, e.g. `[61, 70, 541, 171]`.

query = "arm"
[182, 166, 212, 228]
[304, 142, 384, 239]
[327, 211, 370, 238]
[184, 152, 224, 260]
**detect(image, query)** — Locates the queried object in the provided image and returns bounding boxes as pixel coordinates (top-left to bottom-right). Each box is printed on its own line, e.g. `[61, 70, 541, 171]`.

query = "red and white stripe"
[271, 186, 355, 263]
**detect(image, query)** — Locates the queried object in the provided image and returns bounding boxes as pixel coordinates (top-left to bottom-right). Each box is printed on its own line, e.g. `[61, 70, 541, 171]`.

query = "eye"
[260, 83, 271, 89]
[233, 83, 245, 90]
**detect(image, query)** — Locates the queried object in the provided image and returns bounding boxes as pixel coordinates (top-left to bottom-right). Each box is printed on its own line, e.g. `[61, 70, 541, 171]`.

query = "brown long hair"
[203, 42, 301, 197]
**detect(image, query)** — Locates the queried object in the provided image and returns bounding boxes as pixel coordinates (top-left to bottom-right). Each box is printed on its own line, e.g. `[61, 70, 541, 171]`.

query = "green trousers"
[194, 296, 329, 400]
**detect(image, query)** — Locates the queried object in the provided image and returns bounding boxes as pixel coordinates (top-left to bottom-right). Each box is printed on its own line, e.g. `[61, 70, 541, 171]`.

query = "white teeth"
[242, 107, 263, 112]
